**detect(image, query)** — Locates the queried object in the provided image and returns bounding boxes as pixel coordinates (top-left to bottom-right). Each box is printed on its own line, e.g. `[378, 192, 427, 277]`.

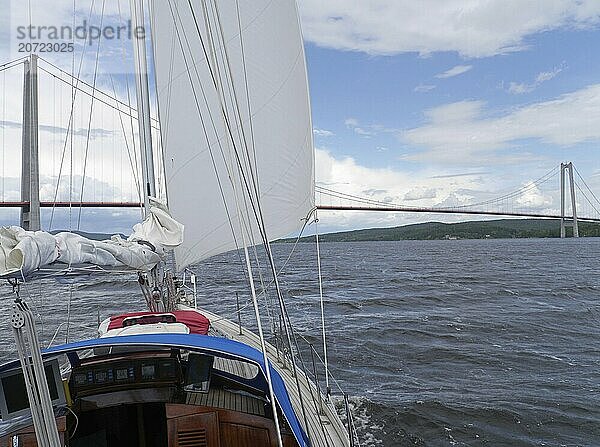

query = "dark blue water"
[1, 238, 599, 446]
[273, 238, 600, 447]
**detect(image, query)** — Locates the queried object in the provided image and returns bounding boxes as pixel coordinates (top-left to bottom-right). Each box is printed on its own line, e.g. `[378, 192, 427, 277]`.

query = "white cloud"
[536, 67, 563, 83]
[414, 84, 436, 93]
[299, 0, 600, 58]
[313, 128, 335, 137]
[435, 65, 473, 79]
[315, 148, 493, 229]
[508, 82, 533, 94]
[404, 187, 437, 201]
[508, 65, 564, 94]
[344, 118, 396, 139]
[314, 148, 562, 230]
[402, 83, 600, 164]
[516, 181, 553, 208]
[344, 117, 375, 137]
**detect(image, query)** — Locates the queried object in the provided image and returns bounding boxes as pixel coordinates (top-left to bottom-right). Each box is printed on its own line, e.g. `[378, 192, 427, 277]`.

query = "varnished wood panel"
[166, 404, 298, 447]
[168, 411, 220, 447]
[220, 423, 270, 447]
[0, 416, 67, 447]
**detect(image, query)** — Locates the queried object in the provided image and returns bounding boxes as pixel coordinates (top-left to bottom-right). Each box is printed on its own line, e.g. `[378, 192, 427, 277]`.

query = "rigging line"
[285, 309, 334, 447]
[293, 333, 349, 398]
[235, 0, 259, 197]
[169, 3, 253, 272]
[69, 0, 78, 231]
[77, 0, 106, 230]
[211, 0, 260, 205]
[151, 3, 177, 201]
[52, 68, 56, 227]
[117, 0, 143, 218]
[186, 0, 310, 415]
[148, 0, 169, 203]
[185, 0, 286, 294]
[108, 73, 142, 201]
[278, 229, 333, 446]
[49, 0, 97, 229]
[202, 1, 271, 325]
[2, 68, 5, 203]
[207, 3, 246, 177]
[185, 0, 266, 226]
[189, 0, 303, 371]
[237, 161, 274, 333]
[210, 0, 308, 237]
[203, 0, 252, 189]
[193, 23, 310, 444]
[314, 210, 330, 397]
[573, 166, 600, 208]
[184, 0, 268, 239]
[146, 2, 165, 203]
[166, 0, 245, 269]
[254, 209, 315, 298]
[154, 0, 276, 97]
[231, 153, 284, 447]
[202, 1, 273, 327]
[186, 1, 314, 438]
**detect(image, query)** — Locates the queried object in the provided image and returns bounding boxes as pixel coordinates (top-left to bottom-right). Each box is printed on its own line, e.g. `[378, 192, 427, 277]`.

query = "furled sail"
[150, 0, 314, 269]
[0, 199, 183, 277]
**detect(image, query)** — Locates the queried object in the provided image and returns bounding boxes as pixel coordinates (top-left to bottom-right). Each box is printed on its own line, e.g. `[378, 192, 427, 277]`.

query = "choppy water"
[1, 238, 600, 446]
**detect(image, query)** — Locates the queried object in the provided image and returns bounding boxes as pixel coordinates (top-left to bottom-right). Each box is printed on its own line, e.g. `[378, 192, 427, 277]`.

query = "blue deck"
[2, 333, 309, 446]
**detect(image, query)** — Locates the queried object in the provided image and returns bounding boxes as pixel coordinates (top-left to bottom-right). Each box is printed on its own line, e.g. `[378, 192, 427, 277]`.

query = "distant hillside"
[49, 230, 127, 240]
[282, 219, 600, 243]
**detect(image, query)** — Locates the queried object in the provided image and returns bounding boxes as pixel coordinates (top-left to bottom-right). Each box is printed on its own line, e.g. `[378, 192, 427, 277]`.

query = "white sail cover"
[150, 0, 314, 268]
[0, 199, 184, 277]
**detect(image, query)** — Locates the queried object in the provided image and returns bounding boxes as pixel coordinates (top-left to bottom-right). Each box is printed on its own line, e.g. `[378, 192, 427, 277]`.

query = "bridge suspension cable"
[316, 163, 600, 223]
[317, 166, 561, 213]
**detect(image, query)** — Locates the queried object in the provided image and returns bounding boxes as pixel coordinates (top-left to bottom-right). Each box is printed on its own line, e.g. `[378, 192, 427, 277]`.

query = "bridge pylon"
[560, 162, 579, 238]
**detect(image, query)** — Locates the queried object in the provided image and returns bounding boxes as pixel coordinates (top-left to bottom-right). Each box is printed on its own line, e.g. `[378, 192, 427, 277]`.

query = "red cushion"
[108, 310, 210, 335]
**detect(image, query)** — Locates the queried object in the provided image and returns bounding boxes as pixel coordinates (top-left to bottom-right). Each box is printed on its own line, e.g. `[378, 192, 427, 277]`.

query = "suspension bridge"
[1, 55, 599, 238]
[316, 162, 600, 237]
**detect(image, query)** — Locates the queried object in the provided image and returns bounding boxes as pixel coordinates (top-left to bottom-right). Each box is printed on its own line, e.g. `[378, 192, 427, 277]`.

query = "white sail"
[150, 0, 314, 269]
[0, 199, 183, 277]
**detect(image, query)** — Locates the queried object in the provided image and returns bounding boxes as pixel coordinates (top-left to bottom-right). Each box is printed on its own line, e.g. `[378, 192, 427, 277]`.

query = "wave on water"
[1, 239, 600, 445]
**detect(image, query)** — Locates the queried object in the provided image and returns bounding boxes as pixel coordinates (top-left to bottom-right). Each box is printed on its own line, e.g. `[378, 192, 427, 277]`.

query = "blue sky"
[297, 1, 600, 231]
[307, 28, 600, 168]
[1, 0, 600, 233]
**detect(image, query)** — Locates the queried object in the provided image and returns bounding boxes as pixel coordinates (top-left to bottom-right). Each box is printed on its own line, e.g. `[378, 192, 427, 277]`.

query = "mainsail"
[150, 0, 314, 268]
[0, 199, 183, 277]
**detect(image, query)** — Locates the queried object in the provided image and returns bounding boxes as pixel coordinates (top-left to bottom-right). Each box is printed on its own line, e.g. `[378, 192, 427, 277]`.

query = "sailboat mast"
[130, 0, 156, 214]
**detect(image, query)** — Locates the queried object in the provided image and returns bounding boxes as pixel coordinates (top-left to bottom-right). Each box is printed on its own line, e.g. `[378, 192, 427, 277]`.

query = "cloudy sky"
[1, 0, 600, 234]
[302, 0, 600, 231]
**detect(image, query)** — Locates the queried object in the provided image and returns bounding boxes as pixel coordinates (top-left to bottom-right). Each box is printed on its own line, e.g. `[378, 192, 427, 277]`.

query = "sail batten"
[151, 0, 314, 268]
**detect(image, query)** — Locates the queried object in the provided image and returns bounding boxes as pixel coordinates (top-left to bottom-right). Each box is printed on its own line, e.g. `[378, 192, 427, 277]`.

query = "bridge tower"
[560, 162, 578, 238]
[20, 54, 40, 231]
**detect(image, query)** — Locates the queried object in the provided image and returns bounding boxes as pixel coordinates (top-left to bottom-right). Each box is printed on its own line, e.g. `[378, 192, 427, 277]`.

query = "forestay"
[150, 0, 314, 269]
